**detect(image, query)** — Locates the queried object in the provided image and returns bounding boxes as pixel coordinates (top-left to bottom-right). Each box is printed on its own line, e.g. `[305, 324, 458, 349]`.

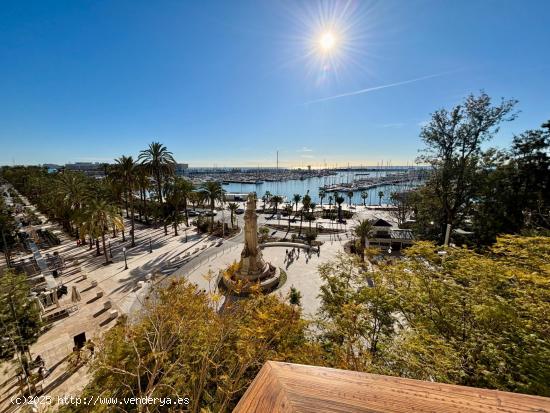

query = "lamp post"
[149, 237, 152, 253]
[108, 240, 113, 259]
[123, 247, 128, 270]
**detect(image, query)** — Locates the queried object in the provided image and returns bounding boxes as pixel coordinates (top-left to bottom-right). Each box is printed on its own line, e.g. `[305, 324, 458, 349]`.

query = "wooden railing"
[234, 361, 550, 413]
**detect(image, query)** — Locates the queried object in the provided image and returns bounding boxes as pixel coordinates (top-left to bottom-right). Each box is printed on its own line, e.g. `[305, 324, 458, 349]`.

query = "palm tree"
[308, 202, 317, 230]
[300, 192, 311, 236]
[283, 204, 293, 237]
[138, 141, 176, 211]
[263, 191, 272, 211]
[101, 176, 124, 239]
[113, 156, 137, 247]
[174, 177, 194, 226]
[293, 194, 302, 215]
[56, 172, 88, 236]
[228, 202, 239, 229]
[270, 195, 283, 217]
[335, 195, 345, 222]
[198, 181, 225, 232]
[318, 189, 326, 208]
[188, 191, 201, 210]
[360, 191, 369, 207]
[165, 178, 190, 236]
[328, 195, 334, 216]
[378, 191, 384, 206]
[354, 219, 373, 257]
[135, 164, 151, 223]
[347, 190, 354, 208]
[80, 198, 124, 264]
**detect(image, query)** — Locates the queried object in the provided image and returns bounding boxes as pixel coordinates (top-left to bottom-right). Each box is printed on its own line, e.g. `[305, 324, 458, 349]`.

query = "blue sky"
[1, 0, 549, 167]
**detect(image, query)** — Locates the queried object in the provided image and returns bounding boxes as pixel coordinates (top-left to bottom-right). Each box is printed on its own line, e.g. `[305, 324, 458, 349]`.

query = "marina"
[221, 168, 428, 205]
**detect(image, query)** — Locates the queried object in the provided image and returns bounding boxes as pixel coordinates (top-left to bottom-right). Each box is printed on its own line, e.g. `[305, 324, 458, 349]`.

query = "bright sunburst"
[319, 31, 337, 52]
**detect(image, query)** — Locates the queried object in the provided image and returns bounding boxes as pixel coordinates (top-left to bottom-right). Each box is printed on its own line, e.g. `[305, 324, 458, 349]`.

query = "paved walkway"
[0, 189, 397, 411]
[0, 188, 220, 411]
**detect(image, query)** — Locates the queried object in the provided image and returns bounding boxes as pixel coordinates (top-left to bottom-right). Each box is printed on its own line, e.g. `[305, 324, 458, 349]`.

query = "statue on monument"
[222, 192, 279, 294]
[239, 193, 267, 277]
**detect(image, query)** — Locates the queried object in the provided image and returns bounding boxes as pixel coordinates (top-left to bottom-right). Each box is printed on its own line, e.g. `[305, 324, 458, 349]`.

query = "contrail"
[304, 71, 455, 105]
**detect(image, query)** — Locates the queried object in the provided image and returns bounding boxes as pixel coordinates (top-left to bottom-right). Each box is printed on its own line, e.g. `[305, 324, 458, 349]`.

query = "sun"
[319, 32, 336, 52]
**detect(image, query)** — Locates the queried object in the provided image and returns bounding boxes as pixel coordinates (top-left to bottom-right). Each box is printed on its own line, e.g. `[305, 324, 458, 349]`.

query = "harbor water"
[222, 170, 422, 206]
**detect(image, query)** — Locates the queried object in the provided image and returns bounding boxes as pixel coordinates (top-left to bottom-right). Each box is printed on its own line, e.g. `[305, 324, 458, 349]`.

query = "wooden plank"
[233, 362, 550, 413]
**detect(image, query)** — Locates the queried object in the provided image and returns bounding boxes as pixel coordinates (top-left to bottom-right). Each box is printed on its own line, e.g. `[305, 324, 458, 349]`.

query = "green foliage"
[65, 280, 320, 412]
[0, 270, 43, 360]
[353, 219, 373, 254]
[258, 226, 270, 243]
[289, 286, 302, 306]
[317, 236, 550, 396]
[304, 229, 318, 244]
[416, 92, 518, 243]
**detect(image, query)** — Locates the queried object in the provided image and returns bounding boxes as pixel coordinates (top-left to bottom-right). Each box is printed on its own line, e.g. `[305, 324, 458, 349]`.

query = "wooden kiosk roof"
[233, 361, 550, 413]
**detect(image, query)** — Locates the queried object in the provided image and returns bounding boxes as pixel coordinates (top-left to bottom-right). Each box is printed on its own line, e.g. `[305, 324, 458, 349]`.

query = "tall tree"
[270, 195, 283, 217]
[318, 189, 326, 208]
[0, 270, 42, 361]
[377, 191, 384, 206]
[335, 194, 345, 222]
[300, 192, 311, 236]
[55, 172, 88, 235]
[360, 191, 368, 207]
[198, 181, 225, 232]
[293, 194, 302, 214]
[418, 92, 517, 243]
[135, 164, 151, 223]
[347, 191, 354, 207]
[227, 202, 239, 229]
[283, 203, 293, 236]
[138, 141, 176, 211]
[80, 198, 124, 264]
[113, 156, 137, 247]
[353, 219, 373, 255]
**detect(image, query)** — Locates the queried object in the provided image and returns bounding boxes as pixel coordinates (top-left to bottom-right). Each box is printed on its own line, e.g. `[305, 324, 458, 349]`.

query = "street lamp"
[108, 240, 113, 259]
[149, 237, 152, 253]
[123, 247, 128, 270]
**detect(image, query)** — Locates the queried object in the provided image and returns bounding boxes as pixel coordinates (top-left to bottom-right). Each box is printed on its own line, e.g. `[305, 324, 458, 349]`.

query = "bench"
[103, 300, 112, 310]
[90, 280, 97, 287]
[96, 291, 103, 299]
[109, 310, 118, 319]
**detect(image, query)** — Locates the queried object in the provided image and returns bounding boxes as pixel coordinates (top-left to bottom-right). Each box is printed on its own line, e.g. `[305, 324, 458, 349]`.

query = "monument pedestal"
[223, 193, 280, 295]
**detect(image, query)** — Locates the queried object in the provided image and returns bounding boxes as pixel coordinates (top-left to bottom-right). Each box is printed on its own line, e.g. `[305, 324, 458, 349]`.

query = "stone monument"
[239, 194, 267, 277]
[223, 193, 278, 293]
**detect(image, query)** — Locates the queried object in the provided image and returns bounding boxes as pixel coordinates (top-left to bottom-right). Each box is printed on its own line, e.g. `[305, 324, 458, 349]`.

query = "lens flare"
[319, 32, 336, 51]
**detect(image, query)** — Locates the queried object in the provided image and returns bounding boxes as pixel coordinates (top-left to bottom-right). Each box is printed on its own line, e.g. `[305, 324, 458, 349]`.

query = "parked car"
[187, 210, 199, 217]
[235, 208, 245, 215]
[204, 211, 217, 217]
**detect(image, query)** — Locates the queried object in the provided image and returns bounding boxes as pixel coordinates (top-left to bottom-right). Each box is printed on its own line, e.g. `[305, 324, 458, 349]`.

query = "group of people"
[284, 245, 320, 268]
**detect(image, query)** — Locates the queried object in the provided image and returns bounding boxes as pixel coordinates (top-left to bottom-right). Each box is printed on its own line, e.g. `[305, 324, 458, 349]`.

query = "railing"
[234, 361, 550, 413]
